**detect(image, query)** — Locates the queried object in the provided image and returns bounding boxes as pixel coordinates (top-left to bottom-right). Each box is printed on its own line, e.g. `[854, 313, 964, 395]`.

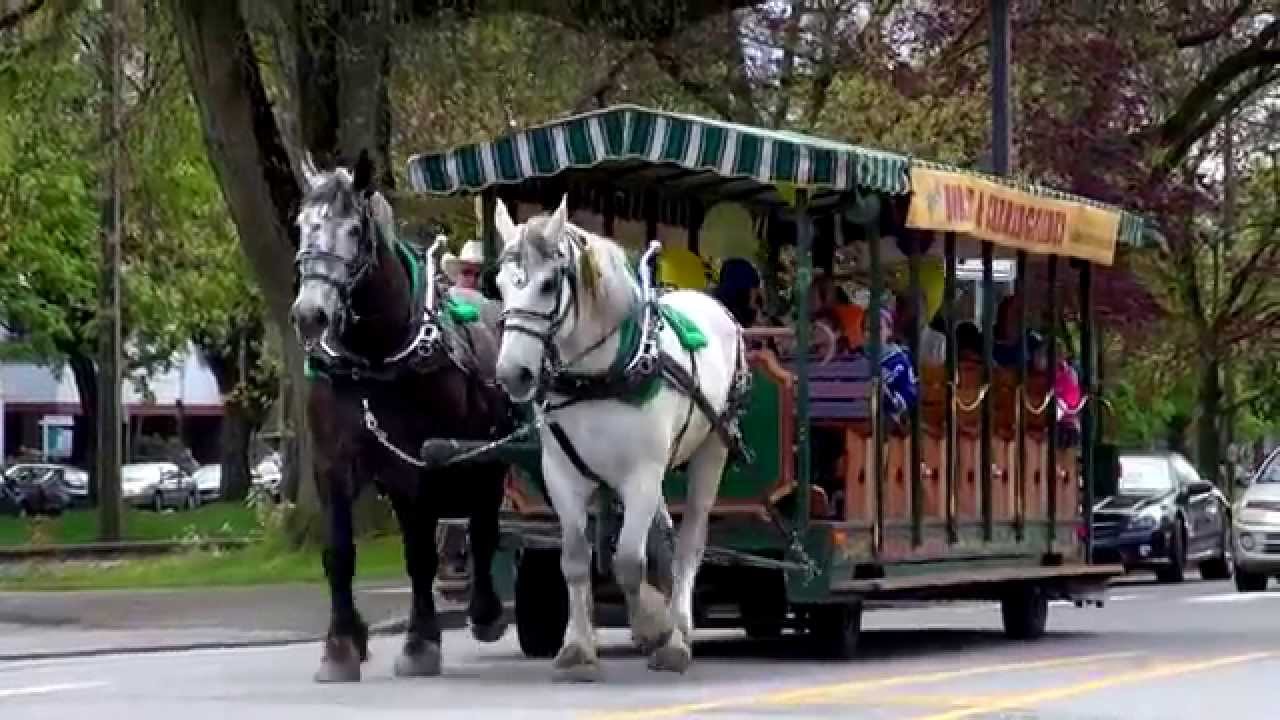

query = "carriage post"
[1046, 257, 1059, 549]
[944, 232, 958, 545]
[980, 241, 996, 542]
[868, 196, 885, 555]
[1080, 262, 1097, 561]
[1015, 249, 1029, 542]
[908, 233, 924, 548]
[792, 188, 813, 535]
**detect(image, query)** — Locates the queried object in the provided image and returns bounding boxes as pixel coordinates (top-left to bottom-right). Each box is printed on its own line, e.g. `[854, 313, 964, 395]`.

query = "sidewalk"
[0, 582, 466, 661]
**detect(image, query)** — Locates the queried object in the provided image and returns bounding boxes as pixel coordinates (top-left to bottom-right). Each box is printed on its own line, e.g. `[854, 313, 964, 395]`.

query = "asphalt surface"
[1, 575, 1276, 719]
[0, 583, 449, 660]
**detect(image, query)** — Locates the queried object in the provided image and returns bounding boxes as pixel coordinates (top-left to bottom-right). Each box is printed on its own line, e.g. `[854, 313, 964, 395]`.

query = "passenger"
[807, 274, 853, 356]
[713, 257, 763, 327]
[1054, 352, 1083, 449]
[992, 294, 1043, 367]
[442, 240, 485, 291]
[859, 307, 918, 424]
[893, 294, 946, 367]
[955, 321, 983, 361]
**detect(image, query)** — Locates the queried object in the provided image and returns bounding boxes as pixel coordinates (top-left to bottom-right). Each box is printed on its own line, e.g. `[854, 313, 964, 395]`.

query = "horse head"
[491, 194, 638, 403]
[290, 149, 385, 350]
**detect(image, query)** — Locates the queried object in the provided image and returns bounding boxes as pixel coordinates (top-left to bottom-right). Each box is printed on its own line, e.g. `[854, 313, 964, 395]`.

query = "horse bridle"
[499, 231, 661, 390]
[294, 194, 378, 337]
[498, 232, 582, 375]
[293, 193, 449, 371]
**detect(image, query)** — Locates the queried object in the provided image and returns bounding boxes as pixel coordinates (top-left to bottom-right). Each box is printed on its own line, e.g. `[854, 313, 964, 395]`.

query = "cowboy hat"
[442, 240, 485, 279]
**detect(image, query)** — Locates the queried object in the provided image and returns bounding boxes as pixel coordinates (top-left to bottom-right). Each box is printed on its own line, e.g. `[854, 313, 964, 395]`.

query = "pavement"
[1, 573, 1277, 718]
[0, 581, 447, 660]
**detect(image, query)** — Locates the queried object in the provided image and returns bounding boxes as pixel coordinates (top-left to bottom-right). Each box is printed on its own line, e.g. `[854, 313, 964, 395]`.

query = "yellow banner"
[905, 166, 1121, 266]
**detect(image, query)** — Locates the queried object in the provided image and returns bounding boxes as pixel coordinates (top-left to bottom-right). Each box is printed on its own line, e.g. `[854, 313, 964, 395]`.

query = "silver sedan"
[1232, 447, 1280, 591]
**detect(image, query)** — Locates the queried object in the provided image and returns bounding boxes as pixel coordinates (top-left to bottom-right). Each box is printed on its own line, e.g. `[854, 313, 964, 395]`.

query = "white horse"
[492, 195, 748, 680]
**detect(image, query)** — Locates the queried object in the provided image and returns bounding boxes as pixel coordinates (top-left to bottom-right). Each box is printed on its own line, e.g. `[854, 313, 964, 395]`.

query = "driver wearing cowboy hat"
[442, 239, 485, 291]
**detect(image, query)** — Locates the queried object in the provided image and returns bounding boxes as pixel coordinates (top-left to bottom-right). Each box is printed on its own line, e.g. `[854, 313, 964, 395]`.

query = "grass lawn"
[0, 502, 408, 590]
[0, 534, 406, 590]
[0, 503, 261, 546]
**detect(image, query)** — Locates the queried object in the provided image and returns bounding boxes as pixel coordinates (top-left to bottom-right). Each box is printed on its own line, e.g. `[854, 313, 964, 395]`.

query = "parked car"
[1091, 451, 1232, 583]
[1232, 446, 1280, 592]
[3, 463, 85, 515]
[1, 475, 25, 517]
[251, 456, 283, 502]
[121, 462, 200, 511]
[193, 464, 222, 502]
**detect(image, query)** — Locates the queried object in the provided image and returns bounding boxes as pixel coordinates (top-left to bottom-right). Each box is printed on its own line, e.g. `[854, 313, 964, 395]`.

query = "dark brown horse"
[290, 151, 512, 682]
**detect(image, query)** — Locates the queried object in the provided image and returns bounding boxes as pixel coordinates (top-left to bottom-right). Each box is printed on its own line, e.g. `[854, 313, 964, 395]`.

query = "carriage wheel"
[804, 601, 862, 660]
[515, 548, 569, 659]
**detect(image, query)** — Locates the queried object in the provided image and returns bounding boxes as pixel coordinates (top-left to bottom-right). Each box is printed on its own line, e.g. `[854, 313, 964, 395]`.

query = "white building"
[1, 343, 223, 465]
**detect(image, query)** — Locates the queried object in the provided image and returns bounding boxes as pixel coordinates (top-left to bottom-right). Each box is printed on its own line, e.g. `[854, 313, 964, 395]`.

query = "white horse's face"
[290, 155, 371, 348]
[493, 196, 573, 403]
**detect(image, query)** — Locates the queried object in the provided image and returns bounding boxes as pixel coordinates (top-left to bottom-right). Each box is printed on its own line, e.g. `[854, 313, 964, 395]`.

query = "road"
[1, 577, 1274, 719]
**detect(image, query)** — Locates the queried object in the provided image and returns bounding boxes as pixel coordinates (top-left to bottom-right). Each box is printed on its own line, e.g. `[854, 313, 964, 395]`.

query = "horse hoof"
[394, 641, 442, 678]
[629, 583, 674, 652]
[631, 628, 673, 656]
[314, 658, 361, 683]
[647, 638, 692, 674]
[552, 661, 603, 683]
[552, 643, 601, 683]
[470, 618, 508, 644]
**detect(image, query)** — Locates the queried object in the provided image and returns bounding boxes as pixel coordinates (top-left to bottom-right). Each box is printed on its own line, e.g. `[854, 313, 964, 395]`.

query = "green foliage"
[0, 534, 405, 590]
[0, 29, 100, 360]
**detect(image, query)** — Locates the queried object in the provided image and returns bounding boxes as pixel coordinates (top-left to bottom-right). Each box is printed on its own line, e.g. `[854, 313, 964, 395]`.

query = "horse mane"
[301, 169, 356, 216]
[519, 211, 638, 315]
[301, 168, 397, 249]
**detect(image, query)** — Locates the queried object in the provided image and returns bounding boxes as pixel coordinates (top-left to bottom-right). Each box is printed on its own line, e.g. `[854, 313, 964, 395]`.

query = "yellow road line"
[586, 651, 1138, 720]
[908, 651, 1273, 720]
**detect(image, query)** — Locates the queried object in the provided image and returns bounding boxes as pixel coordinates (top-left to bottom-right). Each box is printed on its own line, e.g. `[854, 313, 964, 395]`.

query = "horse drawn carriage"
[401, 105, 1151, 670]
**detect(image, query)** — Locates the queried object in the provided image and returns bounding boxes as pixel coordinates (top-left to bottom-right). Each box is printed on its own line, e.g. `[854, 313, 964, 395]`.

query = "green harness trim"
[661, 306, 707, 351]
[304, 356, 320, 380]
[445, 297, 481, 324]
[608, 304, 707, 406]
[393, 239, 423, 301]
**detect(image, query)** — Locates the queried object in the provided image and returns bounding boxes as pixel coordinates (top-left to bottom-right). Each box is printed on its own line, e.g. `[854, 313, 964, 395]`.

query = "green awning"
[405, 105, 1153, 251]
[406, 104, 912, 198]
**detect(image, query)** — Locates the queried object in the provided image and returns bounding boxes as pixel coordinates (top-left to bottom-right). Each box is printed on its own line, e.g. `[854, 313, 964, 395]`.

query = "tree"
[0, 9, 109, 474]
[167, 0, 759, 542]
[1, 1, 281, 508]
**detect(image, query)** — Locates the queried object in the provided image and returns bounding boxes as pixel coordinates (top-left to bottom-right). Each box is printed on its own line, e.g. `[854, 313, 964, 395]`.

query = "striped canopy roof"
[405, 105, 1152, 249]
[406, 105, 911, 200]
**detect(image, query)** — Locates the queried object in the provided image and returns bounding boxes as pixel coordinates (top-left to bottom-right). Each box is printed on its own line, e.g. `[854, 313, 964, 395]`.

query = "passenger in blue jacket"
[861, 306, 918, 424]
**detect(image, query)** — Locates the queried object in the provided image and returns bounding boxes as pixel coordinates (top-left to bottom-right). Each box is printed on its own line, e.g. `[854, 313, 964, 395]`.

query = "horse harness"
[297, 194, 496, 467]
[499, 231, 752, 486]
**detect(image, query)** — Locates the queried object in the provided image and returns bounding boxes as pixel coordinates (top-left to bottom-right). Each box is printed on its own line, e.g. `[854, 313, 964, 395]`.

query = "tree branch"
[1153, 18, 1280, 149]
[0, 0, 46, 33]
[1174, 0, 1255, 48]
[1153, 65, 1280, 180]
[570, 45, 643, 113]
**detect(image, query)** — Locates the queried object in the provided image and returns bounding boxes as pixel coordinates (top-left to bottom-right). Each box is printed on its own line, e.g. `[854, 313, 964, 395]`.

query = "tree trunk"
[220, 399, 253, 501]
[294, 0, 394, 184]
[67, 351, 98, 498]
[169, 0, 317, 542]
[1197, 356, 1223, 484]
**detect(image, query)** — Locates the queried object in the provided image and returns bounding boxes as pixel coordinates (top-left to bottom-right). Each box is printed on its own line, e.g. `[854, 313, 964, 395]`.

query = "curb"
[0, 606, 473, 664]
